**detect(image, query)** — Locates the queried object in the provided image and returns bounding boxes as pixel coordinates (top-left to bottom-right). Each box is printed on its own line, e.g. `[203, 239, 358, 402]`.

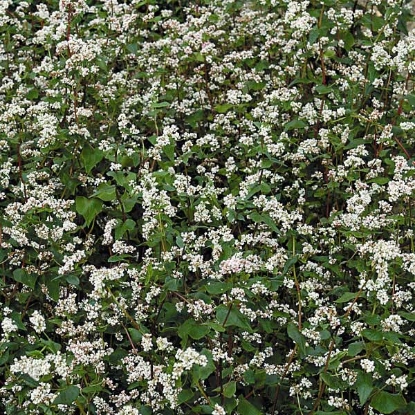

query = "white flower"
[361, 359, 375, 373]
[29, 310, 46, 333]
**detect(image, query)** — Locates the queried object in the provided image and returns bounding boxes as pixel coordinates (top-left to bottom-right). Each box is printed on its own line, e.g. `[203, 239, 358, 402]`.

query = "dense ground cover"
[1, 0, 415, 414]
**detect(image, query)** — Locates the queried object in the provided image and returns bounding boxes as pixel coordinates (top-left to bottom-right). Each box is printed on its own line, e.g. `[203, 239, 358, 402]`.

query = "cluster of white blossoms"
[1, 0, 415, 414]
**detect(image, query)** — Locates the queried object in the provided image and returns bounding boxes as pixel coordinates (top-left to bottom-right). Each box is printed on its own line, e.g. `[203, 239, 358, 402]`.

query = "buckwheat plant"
[1, 0, 415, 414]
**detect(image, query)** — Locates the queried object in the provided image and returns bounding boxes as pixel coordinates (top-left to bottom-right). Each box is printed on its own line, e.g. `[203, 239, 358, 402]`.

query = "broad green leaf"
[126, 43, 138, 54]
[287, 322, 306, 354]
[348, 341, 364, 357]
[356, 372, 373, 405]
[120, 193, 138, 212]
[108, 254, 132, 262]
[320, 372, 344, 389]
[185, 109, 205, 127]
[0, 350, 9, 366]
[92, 183, 116, 201]
[40, 339, 61, 353]
[368, 176, 389, 185]
[399, 311, 415, 321]
[151, 101, 170, 108]
[11, 311, 26, 331]
[284, 119, 307, 131]
[46, 277, 61, 302]
[80, 145, 104, 174]
[163, 144, 175, 161]
[191, 350, 215, 383]
[216, 305, 252, 331]
[178, 319, 210, 342]
[243, 370, 256, 385]
[75, 196, 103, 226]
[406, 94, 415, 106]
[26, 89, 39, 99]
[223, 381, 236, 398]
[53, 385, 80, 405]
[237, 396, 263, 415]
[249, 212, 280, 233]
[177, 389, 194, 405]
[128, 328, 142, 343]
[215, 104, 233, 113]
[206, 281, 232, 295]
[246, 81, 266, 91]
[115, 218, 136, 240]
[362, 329, 382, 342]
[315, 85, 332, 94]
[342, 31, 355, 51]
[13, 269, 37, 289]
[335, 292, 359, 303]
[283, 256, 298, 275]
[65, 275, 79, 286]
[370, 391, 406, 414]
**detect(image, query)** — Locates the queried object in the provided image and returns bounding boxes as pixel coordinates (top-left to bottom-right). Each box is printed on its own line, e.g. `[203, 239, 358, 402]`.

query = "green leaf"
[237, 396, 263, 415]
[11, 311, 26, 331]
[128, 328, 142, 343]
[356, 372, 373, 405]
[249, 212, 280, 233]
[178, 319, 210, 342]
[126, 43, 138, 54]
[176, 235, 184, 248]
[185, 109, 205, 127]
[216, 305, 252, 331]
[191, 350, 215, 383]
[92, 183, 116, 201]
[368, 176, 389, 185]
[163, 144, 175, 161]
[40, 339, 61, 353]
[243, 370, 256, 385]
[370, 391, 406, 414]
[215, 104, 233, 113]
[26, 89, 39, 99]
[283, 256, 298, 275]
[315, 85, 332, 94]
[115, 219, 136, 240]
[120, 194, 138, 212]
[151, 101, 170, 108]
[65, 275, 79, 286]
[13, 269, 37, 289]
[223, 381, 236, 398]
[108, 254, 132, 262]
[287, 322, 306, 354]
[284, 119, 307, 131]
[348, 341, 364, 357]
[362, 329, 382, 342]
[80, 145, 104, 174]
[75, 196, 103, 226]
[177, 389, 194, 405]
[320, 373, 344, 389]
[335, 292, 359, 303]
[309, 27, 323, 45]
[399, 311, 415, 321]
[406, 94, 415, 107]
[0, 350, 9, 365]
[206, 281, 232, 295]
[53, 385, 80, 405]
[342, 31, 355, 51]
[46, 277, 60, 302]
